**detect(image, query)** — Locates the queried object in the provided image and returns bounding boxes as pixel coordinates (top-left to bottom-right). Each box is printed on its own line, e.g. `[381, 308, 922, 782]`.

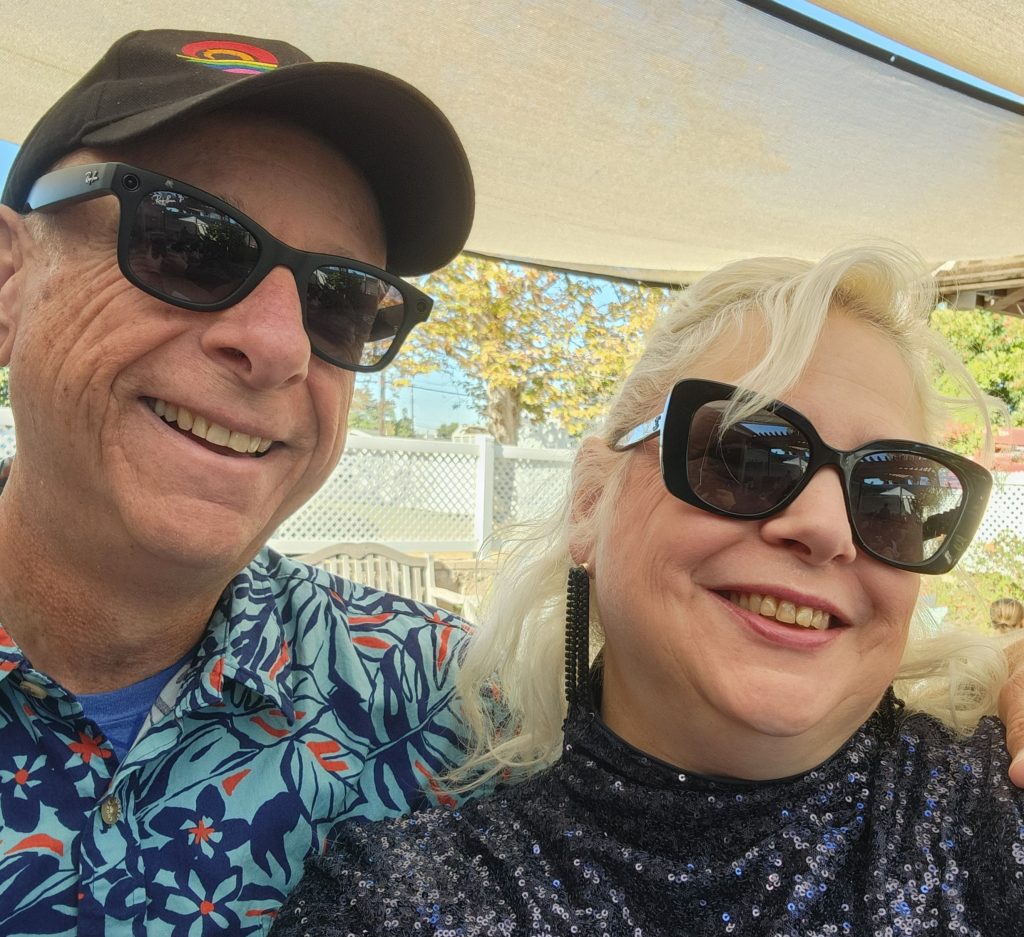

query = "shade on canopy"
[2, 0, 1021, 288]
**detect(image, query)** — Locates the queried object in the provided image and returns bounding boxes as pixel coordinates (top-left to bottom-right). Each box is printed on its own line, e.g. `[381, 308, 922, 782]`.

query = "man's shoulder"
[241, 547, 474, 655]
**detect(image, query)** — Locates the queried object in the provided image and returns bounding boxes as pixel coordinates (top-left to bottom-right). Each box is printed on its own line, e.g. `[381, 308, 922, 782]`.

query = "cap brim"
[81, 62, 473, 275]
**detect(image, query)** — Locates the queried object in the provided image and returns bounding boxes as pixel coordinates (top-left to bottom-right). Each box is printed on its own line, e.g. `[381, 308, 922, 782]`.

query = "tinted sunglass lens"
[305, 267, 405, 368]
[128, 192, 259, 304]
[851, 454, 965, 564]
[687, 402, 810, 515]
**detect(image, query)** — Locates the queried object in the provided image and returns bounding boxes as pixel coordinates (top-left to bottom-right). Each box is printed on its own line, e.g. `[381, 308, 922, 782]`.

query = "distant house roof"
[934, 256, 1024, 316]
[996, 428, 1024, 446]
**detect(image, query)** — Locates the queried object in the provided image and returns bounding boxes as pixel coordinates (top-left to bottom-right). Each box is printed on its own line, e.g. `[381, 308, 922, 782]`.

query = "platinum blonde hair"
[449, 244, 1006, 791]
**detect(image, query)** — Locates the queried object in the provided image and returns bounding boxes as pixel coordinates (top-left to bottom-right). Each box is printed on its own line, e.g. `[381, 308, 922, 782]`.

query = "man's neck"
[0, 492, 233, 695]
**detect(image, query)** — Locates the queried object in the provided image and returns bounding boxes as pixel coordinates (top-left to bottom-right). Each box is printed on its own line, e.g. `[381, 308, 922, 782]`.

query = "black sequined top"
[271, 698, 1024, 936]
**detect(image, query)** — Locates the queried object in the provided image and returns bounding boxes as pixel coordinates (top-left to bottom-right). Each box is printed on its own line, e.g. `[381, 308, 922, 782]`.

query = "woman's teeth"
[729, 591, 832, 630]
[150, 399, 273, 454]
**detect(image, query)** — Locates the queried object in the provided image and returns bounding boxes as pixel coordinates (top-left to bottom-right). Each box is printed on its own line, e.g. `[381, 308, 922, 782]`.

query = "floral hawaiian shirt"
[0, 547, 471, 936]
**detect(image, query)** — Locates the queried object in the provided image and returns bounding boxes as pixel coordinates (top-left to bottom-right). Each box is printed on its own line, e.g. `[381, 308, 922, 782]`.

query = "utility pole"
[378, 371, 386, 435]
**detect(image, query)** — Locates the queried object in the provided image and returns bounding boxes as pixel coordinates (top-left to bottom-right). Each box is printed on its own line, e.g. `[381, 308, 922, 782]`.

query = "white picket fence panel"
[270, 434, 573, 553]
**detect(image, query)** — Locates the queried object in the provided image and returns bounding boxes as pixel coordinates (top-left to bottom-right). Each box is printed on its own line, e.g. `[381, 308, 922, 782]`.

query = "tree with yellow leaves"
[397, 256, 676, 444]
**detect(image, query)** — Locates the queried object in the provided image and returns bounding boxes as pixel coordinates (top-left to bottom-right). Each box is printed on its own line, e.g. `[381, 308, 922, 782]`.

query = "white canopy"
[2, 0, 1021, 284]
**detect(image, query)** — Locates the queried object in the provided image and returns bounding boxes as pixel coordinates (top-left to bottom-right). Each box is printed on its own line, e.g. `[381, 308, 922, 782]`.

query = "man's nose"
[198, 267, 311, 388]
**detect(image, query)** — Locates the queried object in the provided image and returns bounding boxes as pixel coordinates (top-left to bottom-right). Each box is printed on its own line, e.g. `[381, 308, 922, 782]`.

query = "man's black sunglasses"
[24, 162, 433, 372]
[613, 379, 992, 574]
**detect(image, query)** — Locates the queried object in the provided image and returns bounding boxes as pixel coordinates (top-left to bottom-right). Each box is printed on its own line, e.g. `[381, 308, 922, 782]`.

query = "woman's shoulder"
[888, 712, 1023, 829]
[892, 713, 1024, 925]
[271, 808, 469, 933]
[896, 712, 1010, 778]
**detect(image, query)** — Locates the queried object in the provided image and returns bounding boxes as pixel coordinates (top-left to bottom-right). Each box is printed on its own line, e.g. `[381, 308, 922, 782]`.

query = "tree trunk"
[485, 384, 521, 445]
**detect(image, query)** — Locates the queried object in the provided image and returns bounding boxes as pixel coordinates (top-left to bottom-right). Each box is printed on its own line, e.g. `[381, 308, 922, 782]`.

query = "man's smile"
[146, 397, 275, 456]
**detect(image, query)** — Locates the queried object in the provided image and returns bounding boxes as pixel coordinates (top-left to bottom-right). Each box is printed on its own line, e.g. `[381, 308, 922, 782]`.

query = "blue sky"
[778, 0, 1024, 103]
[0, 141, 16, 183]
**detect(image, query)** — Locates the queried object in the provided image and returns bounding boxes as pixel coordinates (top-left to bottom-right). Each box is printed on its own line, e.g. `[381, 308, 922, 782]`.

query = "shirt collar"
[0, 620, 26, 684]
[177, 548, 298, 723]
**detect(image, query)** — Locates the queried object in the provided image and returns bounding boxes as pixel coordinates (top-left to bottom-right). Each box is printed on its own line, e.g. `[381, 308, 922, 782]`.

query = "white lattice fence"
[273, 438, 1024, 555]
[274, 436, 481, 550]
[975, 473, 1024, 542]
[0, 412, 15, 460]
[493, 447, 574, 527]
[271, 435, 576, 552]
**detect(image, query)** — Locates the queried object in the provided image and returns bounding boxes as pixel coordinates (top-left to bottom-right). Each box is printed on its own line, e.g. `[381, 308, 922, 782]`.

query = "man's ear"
[568, 436, 611, 573]
[0, 205, 30, 367]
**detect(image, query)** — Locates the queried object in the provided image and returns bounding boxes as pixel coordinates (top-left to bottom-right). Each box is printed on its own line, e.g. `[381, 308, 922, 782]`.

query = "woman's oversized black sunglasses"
[24, 162, 433, 372]
[613, 379, 992, 574]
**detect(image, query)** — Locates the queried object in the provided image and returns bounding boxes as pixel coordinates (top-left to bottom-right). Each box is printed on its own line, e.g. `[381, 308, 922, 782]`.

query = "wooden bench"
[296, 542, 473, 617]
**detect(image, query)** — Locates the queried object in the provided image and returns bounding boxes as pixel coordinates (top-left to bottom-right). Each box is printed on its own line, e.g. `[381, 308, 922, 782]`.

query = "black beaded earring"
[878, 685, 906, 738]
[564, 565, 591, 707]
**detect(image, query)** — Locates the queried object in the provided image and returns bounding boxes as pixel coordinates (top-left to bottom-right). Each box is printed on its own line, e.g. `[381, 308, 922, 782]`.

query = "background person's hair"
[990, 597, 1024, 631]
[448, 243, 1005, 792]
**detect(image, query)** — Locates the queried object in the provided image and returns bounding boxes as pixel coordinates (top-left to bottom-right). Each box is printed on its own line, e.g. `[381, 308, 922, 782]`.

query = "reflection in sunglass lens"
[850, 454, 964, 564]
[127, 192, 410, 369]
[686, 402, 810, 515]
[305, 268, 406, 368]
[127, 192, 259, 304]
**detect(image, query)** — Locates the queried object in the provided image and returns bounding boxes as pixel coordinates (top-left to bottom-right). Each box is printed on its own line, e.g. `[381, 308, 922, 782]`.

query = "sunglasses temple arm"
[24, 163, 121, 213]
[612, 415, 663, 452]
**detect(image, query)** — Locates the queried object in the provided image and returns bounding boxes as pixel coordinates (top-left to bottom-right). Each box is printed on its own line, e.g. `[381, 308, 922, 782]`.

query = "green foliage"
[347, 385, 413, 437]
[435, 422, 460, 440]
[925, 307, 1024, 456]
[926, 530, 1024, 632]
[930, 307, 1024, 418]
[0, 368, 7, 408]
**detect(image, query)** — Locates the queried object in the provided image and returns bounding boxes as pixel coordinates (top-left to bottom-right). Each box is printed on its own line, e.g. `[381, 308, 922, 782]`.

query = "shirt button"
[18, 680, 47, 699]
[99, 795, 121, 826]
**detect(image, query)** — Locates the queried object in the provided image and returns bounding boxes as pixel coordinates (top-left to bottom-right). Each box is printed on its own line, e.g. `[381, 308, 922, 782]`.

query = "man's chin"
[125, 507, 275, 581]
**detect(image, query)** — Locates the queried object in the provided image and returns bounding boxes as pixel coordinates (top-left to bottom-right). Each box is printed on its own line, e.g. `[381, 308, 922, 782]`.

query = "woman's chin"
[722, 681, 867, 743]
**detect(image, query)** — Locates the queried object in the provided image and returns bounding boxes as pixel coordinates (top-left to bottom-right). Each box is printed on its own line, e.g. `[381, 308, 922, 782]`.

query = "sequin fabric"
[272, 696, 1024, 936]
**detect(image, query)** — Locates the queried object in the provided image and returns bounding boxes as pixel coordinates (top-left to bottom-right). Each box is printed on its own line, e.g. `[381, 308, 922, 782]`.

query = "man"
[0, 29, 474, 935]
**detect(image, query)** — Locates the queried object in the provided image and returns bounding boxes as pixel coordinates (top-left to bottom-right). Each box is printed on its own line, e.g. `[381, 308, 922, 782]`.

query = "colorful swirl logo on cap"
[177, 40, 279, 76]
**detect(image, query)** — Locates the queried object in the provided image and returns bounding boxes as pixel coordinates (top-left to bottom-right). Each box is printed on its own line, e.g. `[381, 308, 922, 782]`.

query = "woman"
[271, 246, 1021, 935]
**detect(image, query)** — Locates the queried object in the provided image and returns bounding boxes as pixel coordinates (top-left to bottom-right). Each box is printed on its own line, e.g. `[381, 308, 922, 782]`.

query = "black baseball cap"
[1, 29, 474, 275]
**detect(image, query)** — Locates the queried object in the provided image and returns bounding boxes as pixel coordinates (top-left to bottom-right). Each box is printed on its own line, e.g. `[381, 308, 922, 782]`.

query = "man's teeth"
[151, 399, 272, 454]
[729, 591, 831, 630]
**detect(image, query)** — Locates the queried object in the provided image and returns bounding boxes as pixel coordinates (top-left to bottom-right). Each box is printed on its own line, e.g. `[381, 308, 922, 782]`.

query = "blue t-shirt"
[77, 652, 193, 760]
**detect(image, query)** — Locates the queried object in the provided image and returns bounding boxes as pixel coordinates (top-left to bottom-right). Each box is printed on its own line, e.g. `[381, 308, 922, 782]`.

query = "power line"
[408, 382, 468, 398]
